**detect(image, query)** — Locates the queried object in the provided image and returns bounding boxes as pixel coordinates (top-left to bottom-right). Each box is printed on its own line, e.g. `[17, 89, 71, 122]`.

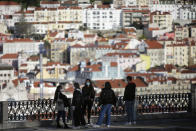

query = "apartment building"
[166, 43, 189, 66]
[122, 9, 150, 27]
[3, 38, 44, 55]
[145, 40, 164, 67]
[174, 25, 189, 40]
[0, 1, 21, 15]
[150, 11, 173, 30]
[84, 4, 122, 30]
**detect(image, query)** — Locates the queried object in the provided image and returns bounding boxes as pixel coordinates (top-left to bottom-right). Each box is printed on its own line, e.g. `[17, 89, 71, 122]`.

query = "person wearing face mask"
[53, 85, 70, 129]
[82, 79, 95, 125]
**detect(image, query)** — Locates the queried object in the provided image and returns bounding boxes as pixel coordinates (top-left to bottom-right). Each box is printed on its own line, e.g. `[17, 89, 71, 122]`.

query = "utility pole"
[39, 44, 45, 99]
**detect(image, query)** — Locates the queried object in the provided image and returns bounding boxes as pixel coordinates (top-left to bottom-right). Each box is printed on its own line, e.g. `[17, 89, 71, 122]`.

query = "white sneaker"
[106, 125, 110, 128]
[72, 126, 80, 129]
[93, 124, 101, 128]
[125, 122, 132, 125]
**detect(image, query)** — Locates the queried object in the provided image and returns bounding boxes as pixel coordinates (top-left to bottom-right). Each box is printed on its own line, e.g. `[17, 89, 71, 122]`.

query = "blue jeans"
[125, 101, 136, 122]
[97, 104, 112, 126]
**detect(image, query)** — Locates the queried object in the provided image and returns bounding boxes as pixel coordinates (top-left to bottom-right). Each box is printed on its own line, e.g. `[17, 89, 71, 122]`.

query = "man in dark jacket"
[72, 82, 86, 129]
[123, 76, 136, 125]
[93, 82, 116, 128]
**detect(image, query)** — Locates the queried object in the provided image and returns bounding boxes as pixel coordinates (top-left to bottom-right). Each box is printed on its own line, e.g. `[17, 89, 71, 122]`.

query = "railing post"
[191, 83, 196, 113]
[0, 101, 8, 124]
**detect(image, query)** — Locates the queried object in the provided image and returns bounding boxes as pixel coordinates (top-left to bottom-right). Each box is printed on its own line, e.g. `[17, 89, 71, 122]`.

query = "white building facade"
[84, 4, 122, 30]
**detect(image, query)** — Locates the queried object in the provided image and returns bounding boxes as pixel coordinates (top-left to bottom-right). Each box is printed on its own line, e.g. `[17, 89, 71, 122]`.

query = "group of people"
[53, 76, 136, 129]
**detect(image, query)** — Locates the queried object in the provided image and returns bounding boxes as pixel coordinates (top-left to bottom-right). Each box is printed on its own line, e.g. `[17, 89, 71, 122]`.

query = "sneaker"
[133, 121, 136, 125]
[93, 124, 101, 128]
[125, 122, 132, 125]
[72, 126, 80, 129]
[106, 125, 110, 128]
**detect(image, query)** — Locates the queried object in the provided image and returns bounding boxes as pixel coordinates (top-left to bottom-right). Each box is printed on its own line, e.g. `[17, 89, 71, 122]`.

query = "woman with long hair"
[82, 79, 95, 124]
[53, 85, 70, 129]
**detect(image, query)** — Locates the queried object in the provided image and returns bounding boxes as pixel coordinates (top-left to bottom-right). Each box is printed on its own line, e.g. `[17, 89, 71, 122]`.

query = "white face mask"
[86, 82, 90, 86]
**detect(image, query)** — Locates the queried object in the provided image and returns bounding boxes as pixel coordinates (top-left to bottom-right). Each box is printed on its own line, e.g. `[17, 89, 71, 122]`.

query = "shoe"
[56, 124, 61, 128]
[133, 121, 136, 125]
[93, 124, 101, 128]
[125, 122, 132, 125]
[72, 126, 80, 129]
[64, 123, 70, 129]
[106, 125, 110, 128]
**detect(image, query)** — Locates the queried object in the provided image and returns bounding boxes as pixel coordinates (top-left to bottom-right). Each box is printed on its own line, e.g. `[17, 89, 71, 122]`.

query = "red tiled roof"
[5, 38, 34, 43]
[40, 1, 60, 4]
[69, 65, 79, 71]
[85, 64, 102, 72]
[0, 53, 18, 59]
[95, 78, 147, 89]
[145, 40, 163, 49]
[105, 52, 137, 57]
[181, 70, 196, 74]
[27, 56, 39, 61]
[21, 63, 27, 67]
[110, 62, 117, 67]
[0, 1, 19, 5]
[84, 34, 96, 38]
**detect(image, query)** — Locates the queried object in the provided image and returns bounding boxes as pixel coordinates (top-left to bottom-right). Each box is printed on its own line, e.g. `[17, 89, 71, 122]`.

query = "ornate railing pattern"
[8, 93, 192, 121]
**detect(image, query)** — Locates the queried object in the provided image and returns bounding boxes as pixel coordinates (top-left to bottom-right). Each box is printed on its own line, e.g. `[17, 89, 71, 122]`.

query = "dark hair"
[105, 81, 112, 89]
[74, 82, 80, 89]
[127, 76, 132, 81]
[85, 79, 93, 87]
[56, 85, 62, 92]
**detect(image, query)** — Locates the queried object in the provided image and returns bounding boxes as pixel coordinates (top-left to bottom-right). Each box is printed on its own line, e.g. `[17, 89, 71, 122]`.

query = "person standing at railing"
[93, 81, 117, 128]
[53, 85, 70, 129]
[123, 76, 136, 125]
[72, 82, 86, 129]
[82, 79, 95, 125]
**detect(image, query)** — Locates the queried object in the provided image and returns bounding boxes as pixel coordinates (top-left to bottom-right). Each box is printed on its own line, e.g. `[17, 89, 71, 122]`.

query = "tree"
[102, 0, 113, 4]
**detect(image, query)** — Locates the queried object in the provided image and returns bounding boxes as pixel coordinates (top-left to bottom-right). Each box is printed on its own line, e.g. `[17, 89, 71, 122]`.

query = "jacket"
[123, 82, 136, 101]
[72, 88, 84, 107]
[54, 91, 70, 111]
[99, 87, 116, 106]
[82, 86, 95, 101]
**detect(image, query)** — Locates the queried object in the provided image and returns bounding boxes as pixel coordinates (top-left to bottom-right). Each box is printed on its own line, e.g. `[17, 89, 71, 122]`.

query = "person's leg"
[125, 101, 131, 122]
[87, 101, 93, 124]
[73, 107, 80, 127]
[131, 100, 136, 122]
[56, 111, 62, 128]
[96, 105, 107, 125]
[78, 105, 85, 126]
[105, 104, 112, 126]
[62, 110, 69, 128]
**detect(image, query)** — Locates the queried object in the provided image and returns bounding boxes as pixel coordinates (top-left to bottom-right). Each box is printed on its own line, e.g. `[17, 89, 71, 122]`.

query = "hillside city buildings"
[0, 0, 196, 100]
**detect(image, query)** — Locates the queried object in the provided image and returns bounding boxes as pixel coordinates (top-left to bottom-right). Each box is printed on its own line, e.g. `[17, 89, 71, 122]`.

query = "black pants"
[57, 110, 65, 123]
[73, 106, 86, 126]
[83, 100, 93, 123]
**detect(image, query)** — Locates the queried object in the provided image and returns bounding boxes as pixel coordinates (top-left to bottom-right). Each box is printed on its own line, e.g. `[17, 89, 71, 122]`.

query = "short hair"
[74, 82, 80, 89]
[127, 76, 132, 81]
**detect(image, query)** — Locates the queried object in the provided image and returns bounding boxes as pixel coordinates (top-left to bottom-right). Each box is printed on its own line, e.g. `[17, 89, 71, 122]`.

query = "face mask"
[86, 82, 90, 86]
[60, 89, 64, 92]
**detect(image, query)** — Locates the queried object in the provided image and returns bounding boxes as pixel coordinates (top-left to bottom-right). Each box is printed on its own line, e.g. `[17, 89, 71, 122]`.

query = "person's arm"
[123, 86, 127, 101]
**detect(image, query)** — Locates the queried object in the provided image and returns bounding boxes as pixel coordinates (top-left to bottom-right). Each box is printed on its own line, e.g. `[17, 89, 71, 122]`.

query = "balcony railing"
[7, 93, 192, 121]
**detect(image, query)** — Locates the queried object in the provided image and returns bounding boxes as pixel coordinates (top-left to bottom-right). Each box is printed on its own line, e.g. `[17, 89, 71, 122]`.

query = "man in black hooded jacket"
[123, 76, 136, 125]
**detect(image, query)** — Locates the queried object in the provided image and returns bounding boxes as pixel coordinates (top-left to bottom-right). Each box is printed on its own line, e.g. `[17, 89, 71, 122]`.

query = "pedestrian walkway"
[2, 118, 196, 131]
